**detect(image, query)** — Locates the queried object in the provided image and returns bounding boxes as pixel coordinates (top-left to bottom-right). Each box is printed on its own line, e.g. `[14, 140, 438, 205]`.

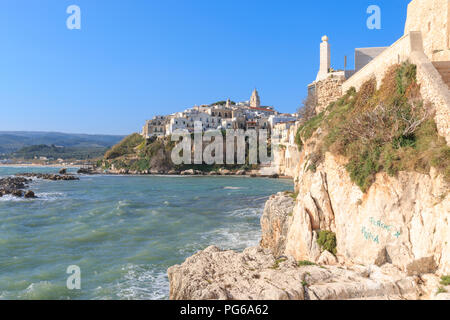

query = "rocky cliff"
[168, 63, 449, 300]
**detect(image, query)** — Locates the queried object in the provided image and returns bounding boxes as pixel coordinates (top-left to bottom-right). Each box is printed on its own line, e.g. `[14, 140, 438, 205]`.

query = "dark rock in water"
[269, 174, 279, 179]
[24, 190, 36, 199]
[11, 190, 24, 197]
[59, 168, 67, 175]
[0, 177, 33, 197]
[16, 173, 79, 181]
[77, 167, 98, 175]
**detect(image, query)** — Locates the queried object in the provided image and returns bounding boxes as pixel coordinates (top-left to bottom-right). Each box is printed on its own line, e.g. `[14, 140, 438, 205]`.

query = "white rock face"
[282, 152, 449, 275]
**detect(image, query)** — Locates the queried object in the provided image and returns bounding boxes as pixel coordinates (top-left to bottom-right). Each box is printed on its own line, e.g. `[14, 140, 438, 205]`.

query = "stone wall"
[405, 0, 450, 61]
[410, 50, 450, 144]
[342, 32, 423, 92]
[314, 77, 345, 114]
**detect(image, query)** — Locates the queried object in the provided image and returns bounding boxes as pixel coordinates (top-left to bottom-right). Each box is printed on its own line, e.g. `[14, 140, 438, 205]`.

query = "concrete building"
[142, 116, 166, 138]
[268, 115, 298, 128]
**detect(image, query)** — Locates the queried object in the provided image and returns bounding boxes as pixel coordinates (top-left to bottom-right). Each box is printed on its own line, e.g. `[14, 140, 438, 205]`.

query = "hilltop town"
[140, 89, 298, 139]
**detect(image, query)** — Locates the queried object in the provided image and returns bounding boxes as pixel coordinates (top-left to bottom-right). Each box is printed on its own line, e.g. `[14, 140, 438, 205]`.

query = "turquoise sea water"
[0, 167, 293, 300]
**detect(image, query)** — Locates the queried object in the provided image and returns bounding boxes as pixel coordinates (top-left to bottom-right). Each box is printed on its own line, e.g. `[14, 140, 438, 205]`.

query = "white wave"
[0, 191, 65, 202]
[223, 186, 244, 190]
[0, 195, 28, 202]
[115, 264, 169, 300]
[201, 226, 261, 251]
[229, 207, 263, 218]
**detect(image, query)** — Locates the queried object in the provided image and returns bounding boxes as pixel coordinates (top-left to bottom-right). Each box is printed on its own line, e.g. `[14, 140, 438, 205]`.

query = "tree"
[297, 92, 317, 122]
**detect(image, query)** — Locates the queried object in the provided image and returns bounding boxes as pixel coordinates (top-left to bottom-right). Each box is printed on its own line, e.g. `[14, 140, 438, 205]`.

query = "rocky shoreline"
[0, 173, 79, 199]
[95, 167, 287, 179]
[168, 192, 450, 300]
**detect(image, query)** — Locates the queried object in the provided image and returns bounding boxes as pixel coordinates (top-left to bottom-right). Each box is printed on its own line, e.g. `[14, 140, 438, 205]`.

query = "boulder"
[317, 251, 338, 266]
[180, 169, 195, 175]
[59, 168, 67, 175]
[24, 190, 36, 199]
[406, 257, 438, 276]
[219, 169, 231, 175]
[11, 190, 23, 197]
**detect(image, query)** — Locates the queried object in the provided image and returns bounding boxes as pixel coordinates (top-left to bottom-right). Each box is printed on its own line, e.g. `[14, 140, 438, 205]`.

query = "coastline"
[0, 164, 80, 168]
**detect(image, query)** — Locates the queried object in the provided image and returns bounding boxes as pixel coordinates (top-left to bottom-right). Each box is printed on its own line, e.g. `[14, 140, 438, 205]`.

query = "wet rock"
[24, 190, 36, 199]
[59, 168, 67, 175]
[11, 190, 23, 197]
[16, 173, 79, 181]
[77, 167, 98, 175]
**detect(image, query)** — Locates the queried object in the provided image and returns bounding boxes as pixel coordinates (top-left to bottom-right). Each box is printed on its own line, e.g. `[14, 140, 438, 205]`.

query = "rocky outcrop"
[0, 177, 31, 198]
[278, 152, 449, 276]
[260, 193, 295, 258]
[168, 144, 449, 300]
[168, 246, 427, 300]
[77, 167, 100, 175]
[1, 174, 80, 199]
[16, 173, 79, 181]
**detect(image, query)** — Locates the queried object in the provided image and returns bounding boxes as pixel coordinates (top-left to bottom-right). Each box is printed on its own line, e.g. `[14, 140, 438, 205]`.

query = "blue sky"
[0, 0, 410, 135]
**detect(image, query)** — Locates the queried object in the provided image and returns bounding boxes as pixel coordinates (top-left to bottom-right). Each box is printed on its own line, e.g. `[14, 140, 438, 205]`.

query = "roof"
[248, 107, 275, 113]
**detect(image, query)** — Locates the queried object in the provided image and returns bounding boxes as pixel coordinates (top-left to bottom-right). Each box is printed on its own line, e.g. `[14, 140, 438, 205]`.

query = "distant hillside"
[0, 132, 125, 154]
[12, 144, 109, 160]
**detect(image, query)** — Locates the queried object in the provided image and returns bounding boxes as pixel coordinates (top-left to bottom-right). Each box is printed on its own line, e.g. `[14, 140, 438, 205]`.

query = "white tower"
[316, 35, 331, 81]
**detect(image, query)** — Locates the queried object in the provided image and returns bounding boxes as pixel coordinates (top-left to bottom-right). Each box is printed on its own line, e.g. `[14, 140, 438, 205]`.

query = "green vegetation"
[317, 230, 337, 255]
[294, 62, 450, 192]
[12, 144, 107, 160]
[297, 260, 316, 267]
[104, 133, 145, 160]
[440, 275, 450, 286]
[0, 131, 123, 155]
[100, 130, 267, 173]
[271, 258, 287, 270]
[210, 100, 236, 106]
[437, 287, 448, 295]
[284, 190, 299, 200]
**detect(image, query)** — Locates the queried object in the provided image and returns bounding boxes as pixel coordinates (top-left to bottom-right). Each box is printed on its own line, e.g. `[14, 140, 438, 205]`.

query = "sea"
[0, 166, 293, 300]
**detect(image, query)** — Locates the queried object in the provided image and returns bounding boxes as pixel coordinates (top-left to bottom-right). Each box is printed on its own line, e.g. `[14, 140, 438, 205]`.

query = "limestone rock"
[260, 193, 295, 257]
[168, 246, 420, 300]
[317, 251, 338, 265]
[279, 152, 449, 275]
